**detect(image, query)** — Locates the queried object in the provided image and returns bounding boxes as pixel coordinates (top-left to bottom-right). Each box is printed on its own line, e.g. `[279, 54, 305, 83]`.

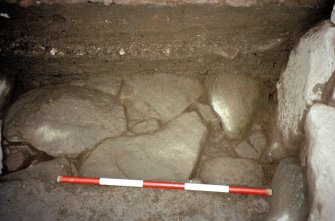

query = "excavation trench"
[0, 2, 332, 221]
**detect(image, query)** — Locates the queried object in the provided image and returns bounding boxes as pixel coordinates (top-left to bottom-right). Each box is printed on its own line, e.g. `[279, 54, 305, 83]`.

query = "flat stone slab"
[305, 104, 335, 221]
[199, 157, 264, 186]
[80, 112, 207, 180]
[120, 73, 203, 123]
[3, 84, 126, 157]
[209, 73, 267, 139]
[0, 178, 269, 221]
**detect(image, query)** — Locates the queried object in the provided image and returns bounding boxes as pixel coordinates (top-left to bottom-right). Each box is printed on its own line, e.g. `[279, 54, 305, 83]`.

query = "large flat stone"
[305, 104, 335, 221]
[0, 178, 269, 221]
[199, 157, 264, 186]
[4, 84, 126, 157]
[209, 73, 268, 139]
[120, 74, 203, 123]
[80, 112, 207, 180]
[276, 21, 335, 157]
[265, 158, 307, 221]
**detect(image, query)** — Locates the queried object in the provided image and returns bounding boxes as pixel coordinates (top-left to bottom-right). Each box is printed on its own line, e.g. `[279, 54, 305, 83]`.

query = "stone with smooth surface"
[120, 74, 203, 123]
[265, 158, 307, 221]
[70, 74, 122, 96]
[277, 21, 335, 156]
[130, 119, 160, 134]
[305, 104, 335, 221]
[81, 112, 207, 180]
[199, 157, 263, 186]
[3, 85, 126, 157]
[210, 73, 267, 139]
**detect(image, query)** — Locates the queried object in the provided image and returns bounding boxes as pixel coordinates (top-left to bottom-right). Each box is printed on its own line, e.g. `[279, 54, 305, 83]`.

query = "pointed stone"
[209, 73, 268, 139]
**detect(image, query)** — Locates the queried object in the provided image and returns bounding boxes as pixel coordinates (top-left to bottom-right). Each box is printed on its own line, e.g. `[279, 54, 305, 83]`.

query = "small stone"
[130, 118, 160, 134]
[249, 132, 267, 152]
[0, 13, 10, 19]
[199, 157, 263, 186]
[119, 48, 125, 56]
[235, 141, 260, 160]
[50, 48, 58, 56]
[1, 158, 77, 182]
[265, 158, 307, 221]
[4, 84, 126, 157]
[209, 73, 268, 139]
[70, 74, 122, 96]
[81, 112, 207, 180]
[4, 151, 30, 172]
[195, 102, 221, 128]
[120, 73, 203, 123]
[305, 104, 335, 221]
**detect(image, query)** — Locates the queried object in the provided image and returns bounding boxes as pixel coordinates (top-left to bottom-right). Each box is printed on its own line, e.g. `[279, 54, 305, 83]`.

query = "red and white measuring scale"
[57, 176, 272, 196]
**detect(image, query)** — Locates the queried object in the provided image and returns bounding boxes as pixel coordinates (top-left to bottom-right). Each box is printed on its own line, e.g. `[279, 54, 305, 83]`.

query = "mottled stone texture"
[305, 104, 335, 221]
[274, 21, 335, 159]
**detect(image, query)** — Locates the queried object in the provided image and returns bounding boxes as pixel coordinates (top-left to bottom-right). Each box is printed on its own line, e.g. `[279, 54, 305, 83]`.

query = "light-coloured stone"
[4, 85, 126, 157]
[120, 74, 203, 123]
[210, 73, 268, 139]
[265, 158, 307, 221]
[81, 112, 207, 180]
[199, 157, 263, 186]
[235, 141, 260, 160]
[277, 21, 335, 156]
[305, 104, 335, 221]
[70, 74, 122, 96]
[249, 132, 267, 152]
[130, 119, 160, 134]
[195, 102, 221, 127]
[1, 158, 77, 181]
